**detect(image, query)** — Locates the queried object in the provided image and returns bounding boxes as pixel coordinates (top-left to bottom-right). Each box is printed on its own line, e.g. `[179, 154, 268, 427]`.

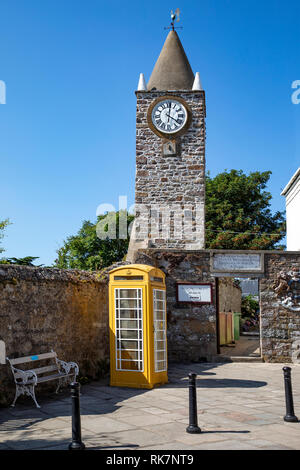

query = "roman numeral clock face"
[151, 99, 188, 135]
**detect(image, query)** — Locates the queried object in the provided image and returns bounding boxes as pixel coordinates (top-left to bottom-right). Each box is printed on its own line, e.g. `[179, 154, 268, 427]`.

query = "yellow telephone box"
[109, 264, 168, 389]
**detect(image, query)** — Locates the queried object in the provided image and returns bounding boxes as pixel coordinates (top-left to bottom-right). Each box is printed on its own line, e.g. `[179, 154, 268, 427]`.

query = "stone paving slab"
[1, 362, 300, 450]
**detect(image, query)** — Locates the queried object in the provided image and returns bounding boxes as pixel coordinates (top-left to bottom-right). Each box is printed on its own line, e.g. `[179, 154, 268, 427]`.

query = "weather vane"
[164, 8, 183, 31]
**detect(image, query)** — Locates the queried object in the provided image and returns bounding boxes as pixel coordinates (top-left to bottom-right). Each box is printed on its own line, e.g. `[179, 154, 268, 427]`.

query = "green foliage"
[241, 295, 259, 318]
[0, 219, 10, 254]
[205, 170, 286, 250]
[0, 256, 41, 266]
[55, 211, 134, 271]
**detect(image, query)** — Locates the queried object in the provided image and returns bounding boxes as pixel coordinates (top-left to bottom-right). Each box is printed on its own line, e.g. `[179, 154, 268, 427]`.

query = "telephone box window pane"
[156, 340, 165, 350]
[119, 309, 139, 319]
[119, 289, 141, 298]
[115, 288, 144, 372]
[155, 300, 164, 310]
[155, 290, 165, 300]
[120, 340, 140, 349]
[121, 361, 141, 371]
[156, 351, 165, 361]
[119, 299, 140, 309]
[155, 311, 165, 321]
[156, 321, 165, 330]
[120, 330, 139, 340]
[155, 330, 165, 341]
[120, 350, 139, 360]
[120, 319, 139, 329]
[157, 360, 166, 370]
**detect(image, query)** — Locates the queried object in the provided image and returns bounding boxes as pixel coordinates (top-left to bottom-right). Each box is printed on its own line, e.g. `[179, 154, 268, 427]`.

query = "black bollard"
[68, 382, 86, 450]
[283, 367, 298, 423]
[186, 372, 201, 433]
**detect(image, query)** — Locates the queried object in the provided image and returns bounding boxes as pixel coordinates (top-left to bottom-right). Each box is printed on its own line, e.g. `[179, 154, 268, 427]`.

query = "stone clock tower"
[127, 29, 206, 261]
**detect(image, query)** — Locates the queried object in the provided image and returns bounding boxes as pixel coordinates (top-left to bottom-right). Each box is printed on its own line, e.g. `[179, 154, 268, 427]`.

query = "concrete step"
[241, 332, 260, 337]
[213, 355, 263, 363]
[228, 356, 263, 363]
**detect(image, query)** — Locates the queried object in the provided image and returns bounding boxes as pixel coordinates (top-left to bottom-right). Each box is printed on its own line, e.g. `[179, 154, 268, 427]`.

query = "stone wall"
[218, 278, 242, 313]
[133, 249, 217, 362]
[260, 252, 300, 362]
[0, 265, 110, 405]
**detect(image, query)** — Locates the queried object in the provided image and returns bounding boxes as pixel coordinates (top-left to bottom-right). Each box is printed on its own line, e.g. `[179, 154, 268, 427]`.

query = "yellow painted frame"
[109, 264, 168, 389]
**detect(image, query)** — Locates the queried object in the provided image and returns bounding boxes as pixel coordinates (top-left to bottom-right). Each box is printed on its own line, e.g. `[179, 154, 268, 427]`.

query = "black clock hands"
[166, 113, 179, 124]
[167, 103, 172, 124]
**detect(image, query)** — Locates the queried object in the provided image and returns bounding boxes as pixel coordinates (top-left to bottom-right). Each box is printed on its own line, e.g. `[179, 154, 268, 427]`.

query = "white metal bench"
[7, 350, 79, 408]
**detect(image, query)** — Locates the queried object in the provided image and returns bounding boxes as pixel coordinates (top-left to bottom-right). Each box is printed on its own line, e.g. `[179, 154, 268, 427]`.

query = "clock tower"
[127, 28, 206, 260]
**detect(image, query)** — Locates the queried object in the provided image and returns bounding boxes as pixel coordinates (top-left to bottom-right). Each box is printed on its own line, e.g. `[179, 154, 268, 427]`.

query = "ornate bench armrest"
[11, 367, 38, 385]
[56, 358, 79, 376]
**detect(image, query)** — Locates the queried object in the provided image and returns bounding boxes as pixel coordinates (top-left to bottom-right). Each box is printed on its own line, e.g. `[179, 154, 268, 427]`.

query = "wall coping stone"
[0, 265, 106, 284]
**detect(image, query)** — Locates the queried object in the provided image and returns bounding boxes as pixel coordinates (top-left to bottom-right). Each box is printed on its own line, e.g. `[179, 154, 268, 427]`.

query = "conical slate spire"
[147, 30, 194, 91]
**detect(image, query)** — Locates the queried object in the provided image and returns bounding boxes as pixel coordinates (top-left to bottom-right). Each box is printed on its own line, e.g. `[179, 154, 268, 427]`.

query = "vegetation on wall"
[0, 256, 41, 266]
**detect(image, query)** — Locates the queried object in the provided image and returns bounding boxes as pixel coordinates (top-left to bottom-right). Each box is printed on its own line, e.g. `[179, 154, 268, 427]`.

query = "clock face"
[151, 99, 188, 134]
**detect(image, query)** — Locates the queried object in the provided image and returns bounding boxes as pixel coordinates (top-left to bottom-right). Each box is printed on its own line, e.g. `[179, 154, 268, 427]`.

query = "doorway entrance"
[215, 276, 261, 361]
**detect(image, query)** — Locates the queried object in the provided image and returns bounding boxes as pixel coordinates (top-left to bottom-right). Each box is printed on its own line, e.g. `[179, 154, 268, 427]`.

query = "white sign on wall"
[211, 252, 264, 274]
[177, 283, 213, 303]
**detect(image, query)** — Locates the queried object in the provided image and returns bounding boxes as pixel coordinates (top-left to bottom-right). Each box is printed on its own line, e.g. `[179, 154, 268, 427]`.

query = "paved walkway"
[1, 362, 300, 450]
[220, 335, 260, 357]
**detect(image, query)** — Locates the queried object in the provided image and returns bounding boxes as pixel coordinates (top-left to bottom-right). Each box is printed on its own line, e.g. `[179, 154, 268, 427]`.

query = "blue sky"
[0, 0, 299, 265]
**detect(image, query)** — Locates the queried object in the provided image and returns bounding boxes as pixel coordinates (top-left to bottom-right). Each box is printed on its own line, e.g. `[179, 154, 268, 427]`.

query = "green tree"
[0, 219, 10, 255]
[55, 211, 134, 271]
[205, 170, 285, 249]
[0, 256, 41, 266]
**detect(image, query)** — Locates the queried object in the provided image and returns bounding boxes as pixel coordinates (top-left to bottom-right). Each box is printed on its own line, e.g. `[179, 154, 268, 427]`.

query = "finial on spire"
[164, 8, 183, 31]
[192, 72, 202, 91]
[137, 73, 147, 91]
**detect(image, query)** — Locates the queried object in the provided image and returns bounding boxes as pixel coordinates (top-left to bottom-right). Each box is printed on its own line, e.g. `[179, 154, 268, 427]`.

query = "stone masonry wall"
[0, 265, 109, 405]
[260, 252, 300, 363]
[133, 249, 217, 362]
[132, 90, 206, 250]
